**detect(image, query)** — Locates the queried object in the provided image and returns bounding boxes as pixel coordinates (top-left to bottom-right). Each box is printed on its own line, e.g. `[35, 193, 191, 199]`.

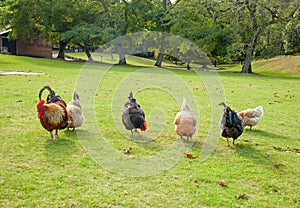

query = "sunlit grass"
[0, 54, 299, 207]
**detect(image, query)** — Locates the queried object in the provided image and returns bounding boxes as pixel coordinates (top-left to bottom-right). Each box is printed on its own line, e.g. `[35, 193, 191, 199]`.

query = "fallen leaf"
[219, 180, 227, 187]
[235, 193, 247, 199]
[193, 180, 200, 188]
[273, 146, 282, 151]
[123, 147, 133, 154]
[274, 164, 285, 168]
[183, 152, 198, 159]
[273, 146, 300, 153]
[16, 100, 23, 102]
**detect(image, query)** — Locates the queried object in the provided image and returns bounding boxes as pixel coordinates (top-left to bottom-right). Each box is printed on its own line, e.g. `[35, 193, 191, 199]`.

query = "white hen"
[174, 98, 197, 141]
[238, 106, 264, 130]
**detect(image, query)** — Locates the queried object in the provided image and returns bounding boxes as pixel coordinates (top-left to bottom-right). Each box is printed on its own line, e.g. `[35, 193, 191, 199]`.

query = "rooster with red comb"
[36, 86, 68, 139]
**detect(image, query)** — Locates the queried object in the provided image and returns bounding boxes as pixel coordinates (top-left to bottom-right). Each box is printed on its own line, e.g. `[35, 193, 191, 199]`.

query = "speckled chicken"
[122, 91, 147, 137]
[174, 98, 197, 141]
[219, 102, 244, 146]
[66, 92, 84, 131]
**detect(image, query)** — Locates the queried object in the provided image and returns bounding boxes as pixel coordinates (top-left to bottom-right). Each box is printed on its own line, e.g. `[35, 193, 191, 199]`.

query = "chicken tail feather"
[39, 86, 56, 101]
[255, 106, 264, 117]
[73, 92, 80, 100]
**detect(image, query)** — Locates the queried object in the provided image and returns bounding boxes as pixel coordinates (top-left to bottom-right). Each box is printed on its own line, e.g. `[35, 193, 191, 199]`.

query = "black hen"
[219, 102, 244, 146]
[122, 91, 147, 137]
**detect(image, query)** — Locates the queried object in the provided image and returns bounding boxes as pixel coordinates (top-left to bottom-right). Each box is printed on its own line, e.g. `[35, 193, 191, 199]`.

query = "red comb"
[36, 100, 45, 109]
[141, 122, 147, 131]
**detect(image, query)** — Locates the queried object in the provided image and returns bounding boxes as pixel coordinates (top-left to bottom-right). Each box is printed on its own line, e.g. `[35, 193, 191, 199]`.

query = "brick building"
[0, 30, 52, 58]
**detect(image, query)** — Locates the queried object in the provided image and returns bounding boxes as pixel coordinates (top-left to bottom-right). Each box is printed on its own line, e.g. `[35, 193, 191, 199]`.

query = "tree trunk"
[187, 61, 191, 70]
[84, 47, 93, 62]
[241, 49, 252, 73]
[154, 32, 166, 67]
[118, 53, 126, 65]
[115, 43, 126, 65]
[155, 52, 164, 67]
[57, 41, 68, 59]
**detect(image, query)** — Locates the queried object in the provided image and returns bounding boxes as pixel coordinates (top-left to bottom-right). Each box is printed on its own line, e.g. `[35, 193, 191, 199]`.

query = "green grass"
[0, 54, 299, 207]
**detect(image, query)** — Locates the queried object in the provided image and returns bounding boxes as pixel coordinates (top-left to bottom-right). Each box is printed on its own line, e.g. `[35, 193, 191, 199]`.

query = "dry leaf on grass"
[194, 179, 200, 188]
[183, 152, 198, 159]
[235, 193, 247, 199]
[235, 194, 247, 199]
[219, 180, 227, 187]
[123, 147, 133, 154]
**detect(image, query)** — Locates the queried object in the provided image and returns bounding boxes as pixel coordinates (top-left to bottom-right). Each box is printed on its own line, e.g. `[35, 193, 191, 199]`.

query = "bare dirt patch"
[0, 71, 44, 75]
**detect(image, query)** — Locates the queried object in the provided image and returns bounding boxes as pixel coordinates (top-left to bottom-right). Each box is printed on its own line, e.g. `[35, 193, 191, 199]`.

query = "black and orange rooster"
[219, 102, 244, 146]
[36, 86, 68, 139]
[122, 91, 147, 137]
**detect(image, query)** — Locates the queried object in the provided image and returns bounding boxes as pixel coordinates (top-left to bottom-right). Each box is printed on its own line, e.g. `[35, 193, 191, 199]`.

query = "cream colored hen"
[238, 106, 264, 130]
[66, 92, 84, 131]
[174, 98, 197, 141]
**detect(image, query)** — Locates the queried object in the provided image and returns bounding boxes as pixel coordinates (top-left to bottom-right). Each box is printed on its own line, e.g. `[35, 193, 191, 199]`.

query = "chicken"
[219, 102, 244, 146]
[122, 91, 147, 137]
[238, 106, 264, 130]
[36, 86, 68, 139]
[174, 98, 197, 142]
[66, 92, 84, 131]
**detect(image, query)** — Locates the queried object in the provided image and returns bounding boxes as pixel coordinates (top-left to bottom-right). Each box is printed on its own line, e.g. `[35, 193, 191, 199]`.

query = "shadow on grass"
[131, 134, 153, 143]
[44, 131, 79, 158]
[234, 143, 276, 167]
[45, 138, 75, 150]
[218, 70, 300, 80]
[243, 128, 291, 141]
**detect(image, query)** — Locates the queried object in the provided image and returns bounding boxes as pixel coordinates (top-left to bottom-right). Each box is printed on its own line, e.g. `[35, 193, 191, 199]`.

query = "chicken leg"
[226, 137, 230, 146]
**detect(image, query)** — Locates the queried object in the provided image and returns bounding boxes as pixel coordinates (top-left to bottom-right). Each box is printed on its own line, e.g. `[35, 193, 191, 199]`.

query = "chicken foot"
[49, 129, 59, 140]
[226, 137, 230, 146]
[131, 129, 138, 138]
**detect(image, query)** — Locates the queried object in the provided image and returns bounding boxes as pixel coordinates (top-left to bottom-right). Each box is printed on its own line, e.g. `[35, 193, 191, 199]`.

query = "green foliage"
[285, 11, 300, 53]
[0, 0, 299, 68]
[2, 0, 41, 39]
[255, 24, 286, 59]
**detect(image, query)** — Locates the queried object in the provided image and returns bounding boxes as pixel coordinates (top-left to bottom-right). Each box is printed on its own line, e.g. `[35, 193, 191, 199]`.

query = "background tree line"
[0, 0, 299, 73]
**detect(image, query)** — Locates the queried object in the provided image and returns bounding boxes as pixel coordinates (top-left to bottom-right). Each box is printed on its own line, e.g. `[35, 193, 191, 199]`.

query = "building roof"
[0, 29, 12, 36]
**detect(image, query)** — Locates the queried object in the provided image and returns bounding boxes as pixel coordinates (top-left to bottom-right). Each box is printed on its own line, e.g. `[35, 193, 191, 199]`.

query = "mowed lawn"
[0, 54, 299, 207]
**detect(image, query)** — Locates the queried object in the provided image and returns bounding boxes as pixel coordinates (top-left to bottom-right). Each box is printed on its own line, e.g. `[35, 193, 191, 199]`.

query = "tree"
[41, 0, 93, 59]
[63, 23, 102, 61]
[100, 0, 165, 65]
[167, 0, 233, 67]
[58, 1, 105, 61]
[154, 0, 176, 67]
[285, 10, 300, 53]
[1, 0, 43, 39]
[229, 0, 299, 73]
